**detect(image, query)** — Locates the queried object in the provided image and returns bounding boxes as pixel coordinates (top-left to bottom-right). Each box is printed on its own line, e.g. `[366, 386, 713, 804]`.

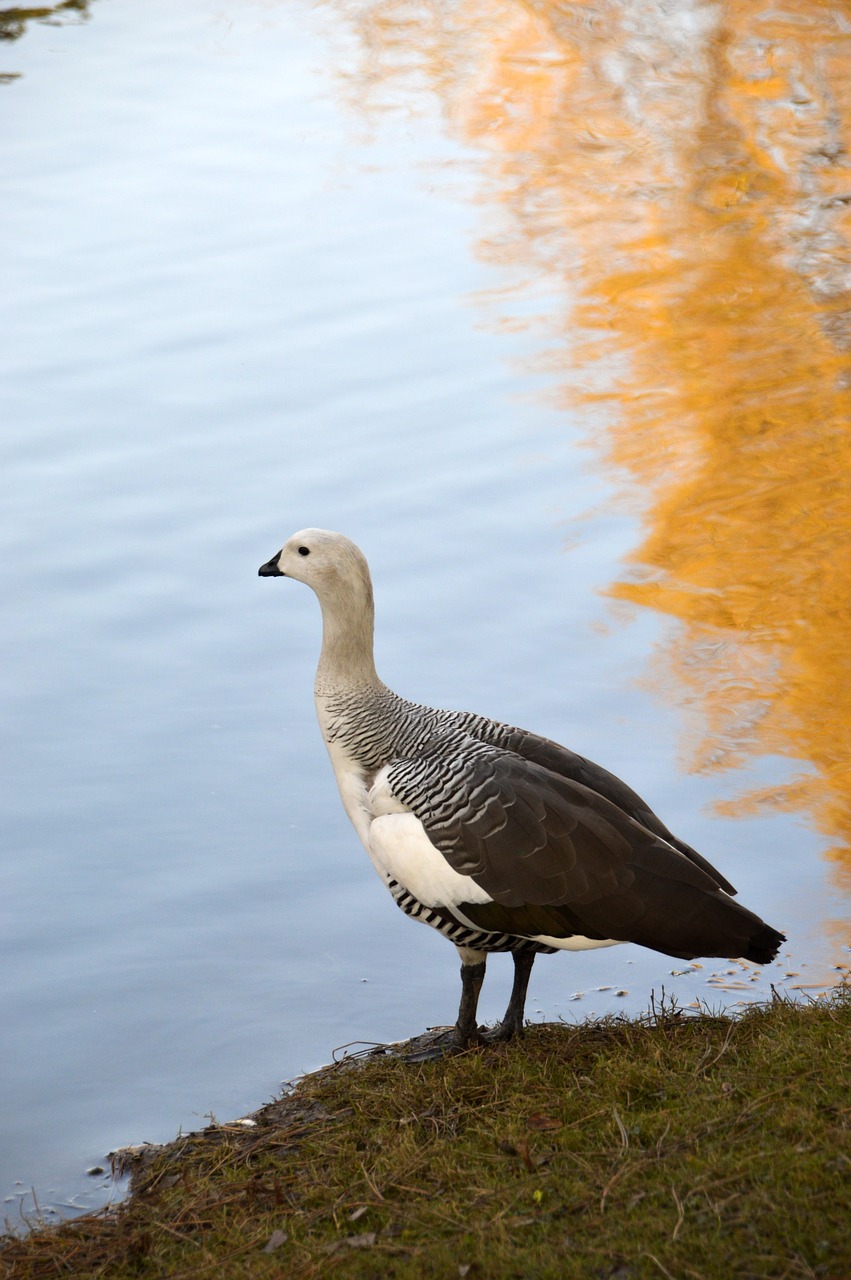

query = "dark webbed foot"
[400, 1024, 486, 1061]
[485, 1015, 524, 1043]
[452, 1024, 489, 1050]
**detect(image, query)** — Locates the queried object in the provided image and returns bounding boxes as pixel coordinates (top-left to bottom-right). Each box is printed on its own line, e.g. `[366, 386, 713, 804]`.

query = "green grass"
[2, 989, 849, 1280]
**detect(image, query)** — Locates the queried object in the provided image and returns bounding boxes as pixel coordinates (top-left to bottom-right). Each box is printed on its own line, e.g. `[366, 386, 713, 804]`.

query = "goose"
[259, 529, 785, 1049]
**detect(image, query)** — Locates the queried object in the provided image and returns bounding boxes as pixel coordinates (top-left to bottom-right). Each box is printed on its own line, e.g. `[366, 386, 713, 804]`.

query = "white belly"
[317, 742, 622, 953]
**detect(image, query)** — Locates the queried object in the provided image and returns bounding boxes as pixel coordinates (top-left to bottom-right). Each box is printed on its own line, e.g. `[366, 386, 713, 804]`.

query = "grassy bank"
[2, 989, 849, 1280]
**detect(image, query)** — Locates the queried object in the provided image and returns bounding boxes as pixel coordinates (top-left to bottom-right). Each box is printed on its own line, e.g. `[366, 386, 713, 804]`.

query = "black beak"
[258, 552, 284, 578]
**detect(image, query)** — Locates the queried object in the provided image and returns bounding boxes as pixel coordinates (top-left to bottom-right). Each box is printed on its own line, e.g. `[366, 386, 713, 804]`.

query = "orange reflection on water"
[330, 1, 851, 879]
[590, 8, 851, 878]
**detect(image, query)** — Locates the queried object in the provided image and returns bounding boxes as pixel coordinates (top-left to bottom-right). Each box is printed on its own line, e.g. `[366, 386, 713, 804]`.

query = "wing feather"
[385, 730, 764, 959]
[473, 722, 737, 895]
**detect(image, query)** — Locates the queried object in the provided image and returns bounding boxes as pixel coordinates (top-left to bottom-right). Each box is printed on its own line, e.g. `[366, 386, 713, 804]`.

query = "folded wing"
[386, 732, 783, 963]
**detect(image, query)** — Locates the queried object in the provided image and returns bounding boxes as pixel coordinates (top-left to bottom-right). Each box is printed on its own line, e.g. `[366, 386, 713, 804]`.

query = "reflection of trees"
[327, 0, 851, 877]
[1, 1, 92, 45]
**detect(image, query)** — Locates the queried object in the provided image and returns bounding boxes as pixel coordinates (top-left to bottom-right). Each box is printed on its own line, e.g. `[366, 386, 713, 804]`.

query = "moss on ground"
[2, 989, 849, 1280]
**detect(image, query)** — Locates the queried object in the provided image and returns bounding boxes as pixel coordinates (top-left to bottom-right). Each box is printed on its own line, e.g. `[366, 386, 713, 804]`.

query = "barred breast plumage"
[259, 528, 785, 1050]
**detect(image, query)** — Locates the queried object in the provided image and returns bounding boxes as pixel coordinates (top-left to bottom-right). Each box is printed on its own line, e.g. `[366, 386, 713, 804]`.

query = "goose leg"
[489, 950, 535, 1042]
[453, 955, 487, 1048]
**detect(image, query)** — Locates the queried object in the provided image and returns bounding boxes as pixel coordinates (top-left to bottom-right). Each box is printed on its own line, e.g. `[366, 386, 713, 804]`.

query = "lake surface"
[2, 0, 849, 1226]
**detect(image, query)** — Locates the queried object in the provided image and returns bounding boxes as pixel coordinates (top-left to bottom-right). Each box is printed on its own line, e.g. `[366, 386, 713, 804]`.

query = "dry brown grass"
[2, 988, 849, 1279]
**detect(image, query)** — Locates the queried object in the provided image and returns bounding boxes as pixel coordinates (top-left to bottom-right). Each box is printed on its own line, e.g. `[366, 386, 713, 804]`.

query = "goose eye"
[298, 546, 310, 556]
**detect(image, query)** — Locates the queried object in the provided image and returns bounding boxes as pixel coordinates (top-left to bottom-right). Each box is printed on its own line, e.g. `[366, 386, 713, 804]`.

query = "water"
[2, 0, 849, 1227]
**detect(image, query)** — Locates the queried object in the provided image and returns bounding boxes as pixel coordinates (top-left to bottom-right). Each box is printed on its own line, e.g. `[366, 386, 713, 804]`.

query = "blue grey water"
[0, 0, 845, 1227]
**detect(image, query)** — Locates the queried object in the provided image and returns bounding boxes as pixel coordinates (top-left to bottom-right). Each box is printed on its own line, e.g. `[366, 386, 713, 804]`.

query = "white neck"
[314, 574, 382, 698]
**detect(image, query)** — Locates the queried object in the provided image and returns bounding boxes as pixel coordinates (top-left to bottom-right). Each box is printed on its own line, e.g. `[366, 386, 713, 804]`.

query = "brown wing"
[472, 719, 737, 896]
[387, 733, 783, 963]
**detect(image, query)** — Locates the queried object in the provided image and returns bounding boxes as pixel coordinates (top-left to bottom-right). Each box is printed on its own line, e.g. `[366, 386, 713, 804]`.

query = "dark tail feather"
[627, 887, 786, 965]
[744, 923, 785, 965]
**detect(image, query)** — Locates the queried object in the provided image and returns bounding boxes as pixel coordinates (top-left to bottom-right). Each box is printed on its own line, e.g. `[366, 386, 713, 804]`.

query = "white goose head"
[259, 528, 378, 687]
[259, 528, 371, 597]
